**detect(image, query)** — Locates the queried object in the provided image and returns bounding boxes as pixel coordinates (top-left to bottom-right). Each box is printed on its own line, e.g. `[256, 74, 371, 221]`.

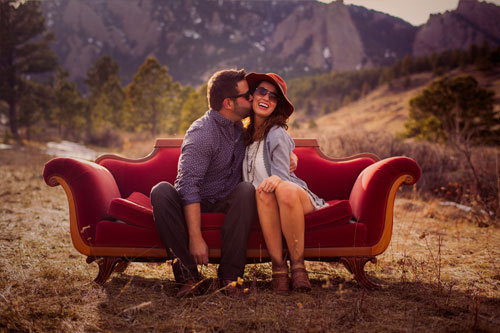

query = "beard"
[233, 102, 251, 119]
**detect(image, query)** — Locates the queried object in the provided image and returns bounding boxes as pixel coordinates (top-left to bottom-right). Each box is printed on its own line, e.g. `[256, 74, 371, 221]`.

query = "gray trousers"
[150, 181, 257, 283]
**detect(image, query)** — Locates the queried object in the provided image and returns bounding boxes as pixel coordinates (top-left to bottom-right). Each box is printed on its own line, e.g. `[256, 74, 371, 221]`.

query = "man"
[150, 69, 256, 297]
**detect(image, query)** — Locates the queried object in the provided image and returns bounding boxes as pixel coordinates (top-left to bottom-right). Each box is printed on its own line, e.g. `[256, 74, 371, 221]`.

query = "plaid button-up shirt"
[175, 110, 246, 206]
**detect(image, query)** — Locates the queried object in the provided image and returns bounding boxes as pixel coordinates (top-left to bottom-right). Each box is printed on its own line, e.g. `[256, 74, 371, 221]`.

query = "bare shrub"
[318, 129, 499, 217]
[85, 125, 124, 148]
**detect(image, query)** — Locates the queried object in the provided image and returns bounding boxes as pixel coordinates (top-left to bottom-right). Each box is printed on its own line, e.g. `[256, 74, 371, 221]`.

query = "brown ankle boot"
[272, 263, 290, 295]
[291, 267, 311, 292]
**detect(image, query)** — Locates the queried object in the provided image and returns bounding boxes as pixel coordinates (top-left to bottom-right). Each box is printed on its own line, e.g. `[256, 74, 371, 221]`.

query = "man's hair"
[207, 69, 247, 111]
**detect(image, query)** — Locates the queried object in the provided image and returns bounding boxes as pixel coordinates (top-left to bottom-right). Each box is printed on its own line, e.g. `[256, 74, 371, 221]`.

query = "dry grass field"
[1, 145, 499, 332]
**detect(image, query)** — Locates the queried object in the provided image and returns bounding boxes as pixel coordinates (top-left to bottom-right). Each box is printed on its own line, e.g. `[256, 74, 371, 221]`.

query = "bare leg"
[275, 182, 314, 270]
[256, 191, 287, 272]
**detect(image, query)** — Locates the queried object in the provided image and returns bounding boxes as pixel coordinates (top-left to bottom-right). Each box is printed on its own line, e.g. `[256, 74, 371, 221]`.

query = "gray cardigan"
[262, 125, 327, 208]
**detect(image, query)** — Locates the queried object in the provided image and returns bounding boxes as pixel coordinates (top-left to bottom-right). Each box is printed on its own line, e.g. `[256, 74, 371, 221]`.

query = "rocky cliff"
[413, 0, 500, 57]
[269, 1, 365, 71]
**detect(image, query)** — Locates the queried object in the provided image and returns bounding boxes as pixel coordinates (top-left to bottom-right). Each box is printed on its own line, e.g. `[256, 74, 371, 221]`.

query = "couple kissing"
[150, 69, 327, 297]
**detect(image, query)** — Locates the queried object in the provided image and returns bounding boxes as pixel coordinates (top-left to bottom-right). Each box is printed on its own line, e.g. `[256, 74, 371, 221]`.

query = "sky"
[319, 0, 500, 26]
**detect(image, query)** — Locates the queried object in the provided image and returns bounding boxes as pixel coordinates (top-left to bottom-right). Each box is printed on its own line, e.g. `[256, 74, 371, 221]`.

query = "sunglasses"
[254, 86, 280, 103]
[229, 90, 252, 101]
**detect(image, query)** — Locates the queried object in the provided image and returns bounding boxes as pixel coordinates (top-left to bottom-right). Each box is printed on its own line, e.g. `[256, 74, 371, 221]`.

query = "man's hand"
[257, 175, 282, 193]
[184, 203, 208, 265]
[290, 152, 298, 173]
[189, 235, 209, 265]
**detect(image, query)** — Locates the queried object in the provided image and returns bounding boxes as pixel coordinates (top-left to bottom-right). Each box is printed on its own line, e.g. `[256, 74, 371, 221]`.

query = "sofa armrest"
[349, 156, 421, 253]
[43, 157, 121, 255]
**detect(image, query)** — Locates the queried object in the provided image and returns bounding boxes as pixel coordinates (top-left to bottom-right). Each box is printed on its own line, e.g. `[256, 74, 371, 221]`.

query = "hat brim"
[245, 72, 294, 118]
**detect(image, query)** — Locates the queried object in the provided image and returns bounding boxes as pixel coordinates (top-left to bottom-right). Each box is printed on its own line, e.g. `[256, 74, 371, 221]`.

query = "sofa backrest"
[98, 140, 182, 198]
[98, 138, 377, 200]
[293, 146, 376, 201]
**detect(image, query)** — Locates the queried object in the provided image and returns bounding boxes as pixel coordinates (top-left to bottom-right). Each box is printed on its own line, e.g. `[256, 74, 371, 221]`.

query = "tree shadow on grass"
[93, 269, 500, 332]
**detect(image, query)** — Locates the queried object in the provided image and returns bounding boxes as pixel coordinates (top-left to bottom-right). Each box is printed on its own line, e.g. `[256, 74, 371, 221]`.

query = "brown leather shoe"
[272, 272, 290, 295]
[220, 279, 247, 298]
[176, 279, 200, 298]
[291, 268, 311, 292]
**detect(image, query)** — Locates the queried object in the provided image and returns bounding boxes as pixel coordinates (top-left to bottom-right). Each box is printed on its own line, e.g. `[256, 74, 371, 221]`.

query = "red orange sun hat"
[245, 72, 295, 118]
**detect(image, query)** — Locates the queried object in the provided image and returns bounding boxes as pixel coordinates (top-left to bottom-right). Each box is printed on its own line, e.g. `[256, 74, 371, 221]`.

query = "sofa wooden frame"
[44, 138, 419, 289]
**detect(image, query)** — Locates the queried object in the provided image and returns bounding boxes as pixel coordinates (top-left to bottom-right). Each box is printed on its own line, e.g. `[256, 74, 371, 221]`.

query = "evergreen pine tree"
[179, 84, 207, 133]
[126, 57, 179, 137]
[404, 75, 498, 192]
[0, 0, 58, 140]
[84, 55, 124, 135]
[52, 70, 85, 139]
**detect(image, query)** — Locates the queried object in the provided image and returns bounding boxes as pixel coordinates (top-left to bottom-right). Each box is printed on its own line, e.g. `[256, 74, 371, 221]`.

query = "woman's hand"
[257, 175, 282, 193]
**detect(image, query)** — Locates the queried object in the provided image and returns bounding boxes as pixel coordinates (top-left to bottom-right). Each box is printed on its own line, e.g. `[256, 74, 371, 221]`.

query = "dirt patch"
[1, 147, 499, 332]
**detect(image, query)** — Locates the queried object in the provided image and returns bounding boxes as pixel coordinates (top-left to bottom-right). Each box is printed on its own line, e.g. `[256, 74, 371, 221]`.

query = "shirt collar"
[209, 109, 242, 129]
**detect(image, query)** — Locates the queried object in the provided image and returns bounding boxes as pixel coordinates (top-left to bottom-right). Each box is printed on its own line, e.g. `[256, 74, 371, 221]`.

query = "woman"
[243, 73, 328, 294]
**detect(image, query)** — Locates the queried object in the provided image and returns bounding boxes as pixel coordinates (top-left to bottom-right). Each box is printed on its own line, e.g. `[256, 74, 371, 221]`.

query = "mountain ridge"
[41, 0, 500, 88]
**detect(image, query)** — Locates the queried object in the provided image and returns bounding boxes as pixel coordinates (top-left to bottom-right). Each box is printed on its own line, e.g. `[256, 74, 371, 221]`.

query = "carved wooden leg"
[86, 256, 124, 285]
[114, 261, 129, 273]
[340, 256, 380, 290]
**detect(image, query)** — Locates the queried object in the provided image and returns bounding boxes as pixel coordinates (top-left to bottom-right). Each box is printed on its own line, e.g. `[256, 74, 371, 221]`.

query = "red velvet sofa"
[43, 138, 421, 289]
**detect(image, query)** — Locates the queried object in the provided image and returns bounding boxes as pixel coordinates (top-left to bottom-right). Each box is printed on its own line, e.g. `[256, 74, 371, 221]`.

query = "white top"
[243, 129, 329, 211]
[242, 140, 269, 189]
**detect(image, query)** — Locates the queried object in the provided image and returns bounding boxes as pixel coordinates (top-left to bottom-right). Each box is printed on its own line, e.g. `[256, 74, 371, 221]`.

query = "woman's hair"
[207, 69, 246, 111]
[244, 80, 289, 145]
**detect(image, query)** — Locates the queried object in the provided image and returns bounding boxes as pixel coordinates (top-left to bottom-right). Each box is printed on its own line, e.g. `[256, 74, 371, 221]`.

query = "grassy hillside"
[291, 68, 500, 138]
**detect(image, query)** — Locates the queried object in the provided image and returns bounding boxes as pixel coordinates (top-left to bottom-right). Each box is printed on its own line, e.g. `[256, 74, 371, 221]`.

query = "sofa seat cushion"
[304, 222, 367, 248]
[93, 219, 367, 249]
[201, 200, 351, 231]
[107, 193, 234, 232]
[107, 192, 155, 229]
[94, 220, 164, 248]
[103, 193, 364, 249]
[305, 200, 352, 230]
[203, 200, 363, 249]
